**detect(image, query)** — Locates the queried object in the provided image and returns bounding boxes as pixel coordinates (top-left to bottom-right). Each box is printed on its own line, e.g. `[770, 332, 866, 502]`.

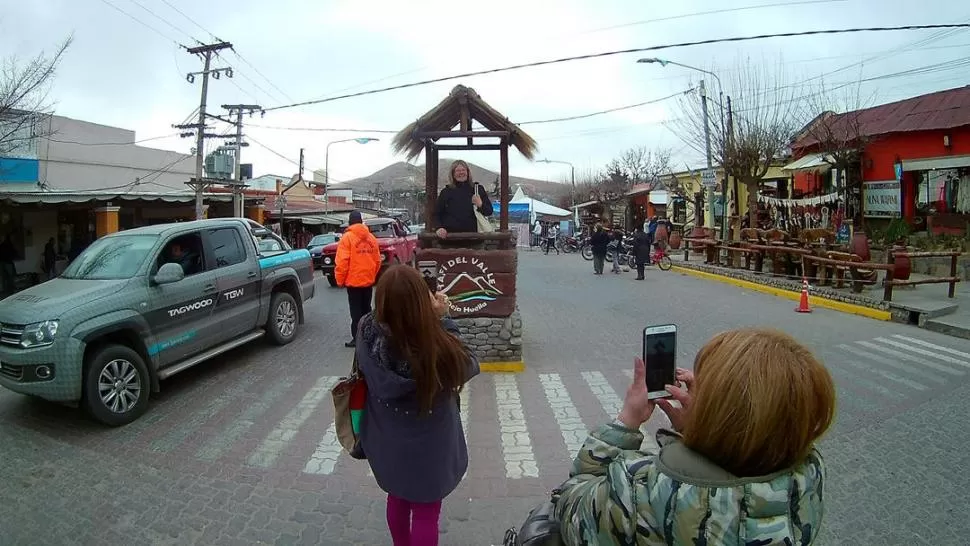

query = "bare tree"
[0, 37, 72, 156]
[671, 58, 805, 226]
[619, 146, 672, 189]
[795, 79, 874, 221]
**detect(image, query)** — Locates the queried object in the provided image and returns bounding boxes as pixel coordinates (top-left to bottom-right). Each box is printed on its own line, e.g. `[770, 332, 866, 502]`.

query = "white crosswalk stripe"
[836, 344, 930, 391]
[494, 374, 539, 479]
[539, 373, 586, 454]
[836, 343, 946, 385]
[892, 334, 970, 360]
[247, 375, 338, 468]
[874, 337, 970, 369]
[854, 340, 963, 376]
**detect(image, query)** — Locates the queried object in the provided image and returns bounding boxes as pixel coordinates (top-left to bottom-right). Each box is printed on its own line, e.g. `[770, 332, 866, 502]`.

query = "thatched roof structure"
[392, 84, 538, 161]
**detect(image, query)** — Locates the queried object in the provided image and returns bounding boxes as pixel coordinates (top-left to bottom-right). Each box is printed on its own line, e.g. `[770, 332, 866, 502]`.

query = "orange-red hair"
[681, 328, 836, 476]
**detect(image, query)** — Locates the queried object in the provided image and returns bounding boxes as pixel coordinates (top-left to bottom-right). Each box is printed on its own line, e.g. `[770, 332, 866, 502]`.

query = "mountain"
[336, 160, 572, 200]
[441, 273, 503, 301]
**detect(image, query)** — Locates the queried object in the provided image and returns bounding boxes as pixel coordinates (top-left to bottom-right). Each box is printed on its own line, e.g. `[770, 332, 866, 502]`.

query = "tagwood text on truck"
[0, 218, 315, 426]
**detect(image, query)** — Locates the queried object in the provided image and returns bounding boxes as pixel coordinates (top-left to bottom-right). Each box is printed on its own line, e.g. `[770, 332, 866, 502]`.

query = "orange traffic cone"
[795, 277, 812, 313]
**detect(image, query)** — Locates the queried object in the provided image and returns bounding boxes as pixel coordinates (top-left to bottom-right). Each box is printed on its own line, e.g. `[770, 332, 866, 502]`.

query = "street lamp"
[638, 58, 728, 236]
[537, 159, 577, 226]
[324, 137, 380, 212]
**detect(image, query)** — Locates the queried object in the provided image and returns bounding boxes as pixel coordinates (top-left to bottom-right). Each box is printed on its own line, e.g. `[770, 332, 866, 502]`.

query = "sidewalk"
[668, 251, 970, 336]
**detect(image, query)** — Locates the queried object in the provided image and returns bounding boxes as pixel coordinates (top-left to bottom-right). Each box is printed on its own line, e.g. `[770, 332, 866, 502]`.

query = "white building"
[0, 114, 240, 290]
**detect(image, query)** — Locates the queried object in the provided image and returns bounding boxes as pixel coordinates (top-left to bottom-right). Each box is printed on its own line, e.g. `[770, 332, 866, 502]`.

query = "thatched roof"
[392, 84, 537, 161]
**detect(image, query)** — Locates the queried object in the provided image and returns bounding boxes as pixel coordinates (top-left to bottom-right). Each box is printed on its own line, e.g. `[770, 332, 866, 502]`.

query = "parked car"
[306, 233, 337, 269]
[0, 218, 315, 426]
[319, 218, 419, 287]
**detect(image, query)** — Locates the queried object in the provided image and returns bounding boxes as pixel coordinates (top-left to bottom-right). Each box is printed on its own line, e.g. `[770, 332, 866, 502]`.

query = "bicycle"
[624, 244, 672, 271]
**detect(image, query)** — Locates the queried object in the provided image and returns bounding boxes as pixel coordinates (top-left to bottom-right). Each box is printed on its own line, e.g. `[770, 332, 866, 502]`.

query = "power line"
[94, 0, 183, 45]
[158, 0, 220, 41]
[43, 133, 180, 146]
[230, 49, 296, 103]
[261, 23, 970, 113]
[518, 90, 693, 125]
[129, 0, 197, 43]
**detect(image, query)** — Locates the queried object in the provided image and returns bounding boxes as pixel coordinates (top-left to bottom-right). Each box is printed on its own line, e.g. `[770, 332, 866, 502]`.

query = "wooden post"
[950, 251, 958, 298]
[425, 142, 439, 232]
[499, 137, 510, 235]
[883, 250, 895, 301]
[459, 95, 472, 146]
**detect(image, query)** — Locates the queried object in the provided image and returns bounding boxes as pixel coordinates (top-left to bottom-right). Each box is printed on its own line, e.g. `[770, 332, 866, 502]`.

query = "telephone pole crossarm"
[223, 104, 263, 217]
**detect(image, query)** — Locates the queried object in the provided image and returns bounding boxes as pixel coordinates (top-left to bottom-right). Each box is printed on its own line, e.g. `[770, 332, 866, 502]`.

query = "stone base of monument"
[451, 308, 523, 372]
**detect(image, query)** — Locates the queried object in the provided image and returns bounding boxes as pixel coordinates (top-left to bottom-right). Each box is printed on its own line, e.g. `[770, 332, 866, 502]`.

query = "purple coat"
[356, 313, 480, 503]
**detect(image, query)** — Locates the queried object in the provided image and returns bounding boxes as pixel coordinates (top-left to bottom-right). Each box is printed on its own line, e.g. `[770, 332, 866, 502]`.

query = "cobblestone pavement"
[2, 251, 970, 544]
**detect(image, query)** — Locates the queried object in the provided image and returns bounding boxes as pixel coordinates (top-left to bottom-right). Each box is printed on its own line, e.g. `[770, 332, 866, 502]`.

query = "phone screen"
[643, 325, 677, 396]
[418, 261, 438, 293]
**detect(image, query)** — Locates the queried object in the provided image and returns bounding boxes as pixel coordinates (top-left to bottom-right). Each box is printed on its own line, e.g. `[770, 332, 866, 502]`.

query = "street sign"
[701, 168, 717, 188]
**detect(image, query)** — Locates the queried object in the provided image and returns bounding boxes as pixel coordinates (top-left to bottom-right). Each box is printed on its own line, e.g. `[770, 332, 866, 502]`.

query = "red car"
[319, 218, 419, 287]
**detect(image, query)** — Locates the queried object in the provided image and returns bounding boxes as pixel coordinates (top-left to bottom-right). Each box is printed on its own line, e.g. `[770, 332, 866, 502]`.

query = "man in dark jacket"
[589, 224, 610, 275]
[632, 225, 651, 280]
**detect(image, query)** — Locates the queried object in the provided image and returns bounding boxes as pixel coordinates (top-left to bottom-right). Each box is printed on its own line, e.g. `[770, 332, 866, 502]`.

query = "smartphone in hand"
[643, 324, 677, 400]
[418, 260, 438, 293]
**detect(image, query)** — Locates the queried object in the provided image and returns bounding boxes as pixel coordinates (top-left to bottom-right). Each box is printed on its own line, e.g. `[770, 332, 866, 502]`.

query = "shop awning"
[901, 154, 970, 172]
[782, 153, 833, 173]
[291, 212, 378, 226]
[0, 190, 236, 204]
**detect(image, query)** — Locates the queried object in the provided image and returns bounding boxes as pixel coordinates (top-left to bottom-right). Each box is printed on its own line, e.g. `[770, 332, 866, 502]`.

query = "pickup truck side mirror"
[153, 262, 185, 285]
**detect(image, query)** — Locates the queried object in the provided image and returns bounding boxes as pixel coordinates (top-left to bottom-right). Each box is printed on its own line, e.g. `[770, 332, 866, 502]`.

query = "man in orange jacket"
[335, 211, 382, 347]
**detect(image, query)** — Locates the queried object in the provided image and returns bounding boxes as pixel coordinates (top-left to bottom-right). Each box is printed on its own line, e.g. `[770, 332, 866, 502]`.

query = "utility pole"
[721, 95, 734, 238]
[176, 41, 232, 220]
[222, 104, 262, 217]
[699, 79, 715, 229]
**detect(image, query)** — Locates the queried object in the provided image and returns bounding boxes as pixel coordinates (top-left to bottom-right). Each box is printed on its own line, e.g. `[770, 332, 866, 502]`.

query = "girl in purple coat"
[356, 264, 481, 546]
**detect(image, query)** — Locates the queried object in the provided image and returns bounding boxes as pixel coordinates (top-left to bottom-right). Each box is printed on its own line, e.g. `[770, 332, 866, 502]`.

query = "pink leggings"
[385, 493, 443, 546]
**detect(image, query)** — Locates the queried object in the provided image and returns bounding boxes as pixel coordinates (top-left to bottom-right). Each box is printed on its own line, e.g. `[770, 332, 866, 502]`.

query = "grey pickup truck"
[0, 218, 315, 426]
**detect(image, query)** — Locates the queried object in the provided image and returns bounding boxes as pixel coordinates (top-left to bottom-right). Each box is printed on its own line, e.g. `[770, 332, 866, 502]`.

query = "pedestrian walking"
[609, 229, 623, 274]
[631, 226, 651, 281]
[356, 265, 480, 546]
[589, 224, 609, 275]
[43, 237, 57, 280]
[549, 328, 835, 545]
[544, 223, 560, 255]
[531, 221, 542, 249]
[645, 216, 658, 263]
[335, 210, 381, 348]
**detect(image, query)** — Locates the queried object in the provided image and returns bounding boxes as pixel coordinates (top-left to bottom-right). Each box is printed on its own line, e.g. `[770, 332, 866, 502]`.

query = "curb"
[670, 265, 892, 322]
[480, 361, 526, 373]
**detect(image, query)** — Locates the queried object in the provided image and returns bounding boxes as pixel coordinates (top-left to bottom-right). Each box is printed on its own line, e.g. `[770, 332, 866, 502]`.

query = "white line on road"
[539, 373, 587, 455]
[304, 421, 342, 475]
[875, 337, 970, 368]
[494, 374, 539, 479]
[248, 375, 338, 468]
[855, 341, 963, 376]
[892, 335, 970, 360]
[836, 344, 946, 385]
[197, 377, 297, 461]
[460, 386, 471, 442]
[836, 345, 930, 391]
[581, 371, 659, 452]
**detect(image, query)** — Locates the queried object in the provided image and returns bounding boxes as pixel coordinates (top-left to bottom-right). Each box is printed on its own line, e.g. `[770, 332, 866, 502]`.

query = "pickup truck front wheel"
[82, 344, 150, 427]
[268, 291, 299, 345]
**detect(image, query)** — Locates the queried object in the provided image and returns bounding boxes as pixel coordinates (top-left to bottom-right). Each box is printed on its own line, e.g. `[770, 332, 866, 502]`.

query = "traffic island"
[670, 259, 893, 321]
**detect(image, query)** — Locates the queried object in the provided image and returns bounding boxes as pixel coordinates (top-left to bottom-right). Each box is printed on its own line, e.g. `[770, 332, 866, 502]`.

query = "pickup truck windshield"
[61, 234, 158, 280]
[370, 223, 398, 238]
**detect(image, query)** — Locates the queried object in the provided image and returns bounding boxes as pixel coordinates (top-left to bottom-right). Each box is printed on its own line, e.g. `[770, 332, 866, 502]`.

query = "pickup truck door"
[147, 231, 218, 367]
[202, 226, 262, 344]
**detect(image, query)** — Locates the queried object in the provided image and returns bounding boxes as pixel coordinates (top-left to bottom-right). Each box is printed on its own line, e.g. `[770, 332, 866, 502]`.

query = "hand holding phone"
[643, 324, 677, 400]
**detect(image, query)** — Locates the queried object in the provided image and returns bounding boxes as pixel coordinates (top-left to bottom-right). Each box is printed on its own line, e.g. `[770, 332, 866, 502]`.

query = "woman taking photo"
[434, 159, 493, 237]
[553, 328, 836, 545]
[356, 265, 480, 546]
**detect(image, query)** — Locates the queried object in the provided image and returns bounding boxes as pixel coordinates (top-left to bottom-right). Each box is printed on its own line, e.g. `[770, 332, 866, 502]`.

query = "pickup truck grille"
[0, 323, 24, 347]
[0, 362, 22, 380]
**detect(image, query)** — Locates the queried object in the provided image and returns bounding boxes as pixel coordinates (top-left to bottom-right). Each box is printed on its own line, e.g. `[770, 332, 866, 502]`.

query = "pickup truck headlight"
[381, 253, 389, 262]
[323, 256, 332, 265]
[21, 320, 58, 348]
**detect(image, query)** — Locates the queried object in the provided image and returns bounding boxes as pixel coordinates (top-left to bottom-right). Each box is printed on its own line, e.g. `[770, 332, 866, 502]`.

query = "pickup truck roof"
[104, 218, 262, 238]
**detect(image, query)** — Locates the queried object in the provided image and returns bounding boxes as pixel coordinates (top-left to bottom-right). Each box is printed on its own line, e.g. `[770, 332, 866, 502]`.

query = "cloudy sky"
[4, 0, 968, 187]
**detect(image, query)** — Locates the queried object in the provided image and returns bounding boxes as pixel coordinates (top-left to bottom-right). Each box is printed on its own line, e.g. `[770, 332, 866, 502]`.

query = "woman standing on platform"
[434, 160, 493, 238]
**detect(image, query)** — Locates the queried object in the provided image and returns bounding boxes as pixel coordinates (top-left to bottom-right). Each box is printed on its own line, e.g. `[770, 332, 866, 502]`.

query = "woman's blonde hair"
[681, 328, 836, 477]
[449, 159, 473, 186]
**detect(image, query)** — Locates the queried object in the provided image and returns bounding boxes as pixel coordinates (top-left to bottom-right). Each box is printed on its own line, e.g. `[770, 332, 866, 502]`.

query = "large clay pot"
[689, 226, 706, 251]
[669, 230, 682, 250]
[849, 232, 871, 261]
[656, 223, 669, 246]
[891, 243, 911, 281]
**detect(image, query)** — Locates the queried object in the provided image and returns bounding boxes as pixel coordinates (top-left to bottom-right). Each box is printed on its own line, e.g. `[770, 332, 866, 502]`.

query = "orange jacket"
[335, 223, 382, 287]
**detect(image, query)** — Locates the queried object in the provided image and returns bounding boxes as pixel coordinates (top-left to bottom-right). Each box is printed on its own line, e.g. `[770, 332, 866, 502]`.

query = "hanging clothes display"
[956, 171, 970, 213]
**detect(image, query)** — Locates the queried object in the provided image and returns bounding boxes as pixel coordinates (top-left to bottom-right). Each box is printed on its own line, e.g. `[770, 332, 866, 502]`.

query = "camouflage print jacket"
[554, 423, 825, 545]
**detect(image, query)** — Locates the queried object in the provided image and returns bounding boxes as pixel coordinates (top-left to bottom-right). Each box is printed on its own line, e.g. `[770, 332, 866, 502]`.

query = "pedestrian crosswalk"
[28, 333, 969, 482]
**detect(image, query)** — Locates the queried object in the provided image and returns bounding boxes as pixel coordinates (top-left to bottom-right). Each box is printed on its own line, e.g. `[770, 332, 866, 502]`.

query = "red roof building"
[789, 85, 970, 232]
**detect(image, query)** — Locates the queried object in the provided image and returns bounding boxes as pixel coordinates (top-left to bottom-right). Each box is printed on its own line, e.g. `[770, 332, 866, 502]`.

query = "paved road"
[2, 250, 969, 545]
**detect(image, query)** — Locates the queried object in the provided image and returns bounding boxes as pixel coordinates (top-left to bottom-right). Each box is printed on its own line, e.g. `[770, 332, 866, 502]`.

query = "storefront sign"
[863, 181, 901, 218]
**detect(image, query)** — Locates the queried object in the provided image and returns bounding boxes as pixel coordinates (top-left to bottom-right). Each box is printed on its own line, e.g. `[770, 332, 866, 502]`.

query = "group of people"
[531, 221, 561, 254]
[330, 159, 836, 546]
[586, 216, 671, 280]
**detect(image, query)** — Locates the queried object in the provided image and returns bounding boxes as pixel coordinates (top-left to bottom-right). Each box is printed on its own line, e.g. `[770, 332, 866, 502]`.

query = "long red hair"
[375, 265, 468, 414]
